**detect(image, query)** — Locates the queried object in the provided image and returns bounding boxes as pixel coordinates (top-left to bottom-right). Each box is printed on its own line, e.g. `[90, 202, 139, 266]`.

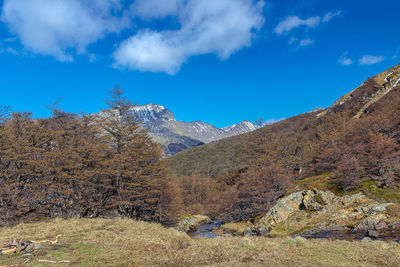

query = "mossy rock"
[252, 214, 263, 225]
[315, 194, 327, 205]
[305, 205, 316, 213]
[177, 215, 211, 233]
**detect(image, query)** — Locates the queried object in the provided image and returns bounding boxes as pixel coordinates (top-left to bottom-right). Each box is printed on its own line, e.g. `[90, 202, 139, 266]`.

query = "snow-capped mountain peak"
[129, 104, 175, 122]
[222, 120, 258, 135]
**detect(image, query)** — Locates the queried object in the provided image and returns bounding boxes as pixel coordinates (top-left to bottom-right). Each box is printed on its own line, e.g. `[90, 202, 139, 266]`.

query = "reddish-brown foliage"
[0, 89, 167, 226]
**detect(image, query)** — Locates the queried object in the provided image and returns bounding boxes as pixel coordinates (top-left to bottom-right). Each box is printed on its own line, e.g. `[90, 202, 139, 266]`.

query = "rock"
[255, 189, 336, 232]
[24, 243, 43, 252]
[243, 227, 256, 236]
[371, 203, 392, 212]
[354, 212, 387, 231]
[302, 189, 335, 211]
[177, 215, 211, 233]
[375, 220, 388, 230]
[368, 230, 380, 238]
[221, 222, 254, 236]
[362, 237, 372, 242]
[253, 188, 395, 239]
[297, 225, 347, 239]
[340, 193, 368, 206]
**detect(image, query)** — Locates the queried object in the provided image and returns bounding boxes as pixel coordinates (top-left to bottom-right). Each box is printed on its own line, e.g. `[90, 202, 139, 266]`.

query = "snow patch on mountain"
[129, 104, 175, 122]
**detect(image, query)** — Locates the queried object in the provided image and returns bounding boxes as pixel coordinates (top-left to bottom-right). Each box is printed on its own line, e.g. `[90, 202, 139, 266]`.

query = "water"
[297, 229, 400, 242]
[188, 221, 400, 242]
[188, 221, 224, 239]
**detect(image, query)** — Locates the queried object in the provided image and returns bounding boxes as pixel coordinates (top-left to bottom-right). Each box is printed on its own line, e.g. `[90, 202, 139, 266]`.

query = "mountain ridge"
[101, 103, 259, 156]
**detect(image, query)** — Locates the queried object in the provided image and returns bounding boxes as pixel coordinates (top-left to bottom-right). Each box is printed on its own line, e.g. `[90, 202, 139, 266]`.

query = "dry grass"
[0, 218, 399, 266]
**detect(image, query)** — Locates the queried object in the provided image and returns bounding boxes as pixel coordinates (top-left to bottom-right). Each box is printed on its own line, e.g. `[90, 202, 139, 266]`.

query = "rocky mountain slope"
[126, 104, 258, 155]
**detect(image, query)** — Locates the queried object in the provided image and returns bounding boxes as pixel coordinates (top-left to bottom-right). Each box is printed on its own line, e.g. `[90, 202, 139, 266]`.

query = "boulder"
[252, 188, 398, 238]
[302, 189, 336, 211]
[255, 189, 336, 233]
[353, 203, 392, 232]
[177, 215, 211, 233]
[368, 230, 380, 238]
[375, 220, 388, 230]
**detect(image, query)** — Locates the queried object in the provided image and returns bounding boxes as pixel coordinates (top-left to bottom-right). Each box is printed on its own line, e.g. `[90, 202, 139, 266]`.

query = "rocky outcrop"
[255, 189, 338, 233]
[177, 215, 211, 233]
[254, 189, 399, 239]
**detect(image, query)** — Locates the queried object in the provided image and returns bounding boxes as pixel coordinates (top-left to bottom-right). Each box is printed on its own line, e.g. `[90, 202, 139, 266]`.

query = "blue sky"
[0, 0, 399, 128]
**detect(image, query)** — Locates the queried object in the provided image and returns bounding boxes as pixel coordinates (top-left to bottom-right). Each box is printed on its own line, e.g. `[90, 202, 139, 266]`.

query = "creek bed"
[188, 221, 224, 239]
[188, 221, 400, 243]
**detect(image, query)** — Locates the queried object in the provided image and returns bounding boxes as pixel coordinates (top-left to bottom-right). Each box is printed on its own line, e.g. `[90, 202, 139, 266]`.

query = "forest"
[0, 88, 166, 225]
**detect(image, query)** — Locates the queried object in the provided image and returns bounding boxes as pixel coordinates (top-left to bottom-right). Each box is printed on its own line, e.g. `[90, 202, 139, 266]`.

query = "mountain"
[126, 104, 258, 155]
[167, 63, 400, 178]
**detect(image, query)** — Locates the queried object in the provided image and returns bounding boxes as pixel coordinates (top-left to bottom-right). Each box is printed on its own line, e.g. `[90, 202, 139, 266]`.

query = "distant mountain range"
[126, 104, 258, 155]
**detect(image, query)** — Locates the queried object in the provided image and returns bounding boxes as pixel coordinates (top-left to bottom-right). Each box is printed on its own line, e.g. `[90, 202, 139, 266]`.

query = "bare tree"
[101, 86, 166, 220]
[254, 117, 265, 127]
[0, 105, 11, 124]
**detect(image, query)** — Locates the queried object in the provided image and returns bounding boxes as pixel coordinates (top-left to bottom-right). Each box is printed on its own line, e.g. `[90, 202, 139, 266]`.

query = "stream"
[188, 221, 400, 242]
[188, 221, 224, 239]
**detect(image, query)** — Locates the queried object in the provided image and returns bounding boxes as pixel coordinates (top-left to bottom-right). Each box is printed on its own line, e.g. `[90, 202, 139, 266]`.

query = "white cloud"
[274, 10, 341, 35]
[274, 10, 342, 48]
[338, 52, 354, 66]
[322, 10, 342, 23]
[288, 37, 315, 48]
[1, 0, 265, 74]
[274, 16, 320, 35]
[113, 0, 265, 74]
[113, 31, 186, 74]
[358, 55, 384, 66]
[298, 38, 315, 47]
[1, 0, 127, 61]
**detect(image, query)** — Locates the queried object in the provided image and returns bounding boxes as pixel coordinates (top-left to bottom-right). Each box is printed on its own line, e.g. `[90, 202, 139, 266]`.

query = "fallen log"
[0, 247, 18, 255]
[38, 259, 70, 263]
[29, 234, 62, 245]
[0, 235, 61, 256]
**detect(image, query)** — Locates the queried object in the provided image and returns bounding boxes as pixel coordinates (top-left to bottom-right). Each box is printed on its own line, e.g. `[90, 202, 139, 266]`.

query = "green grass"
[359, 180, 400, 202]
[294, 173, 342, 194]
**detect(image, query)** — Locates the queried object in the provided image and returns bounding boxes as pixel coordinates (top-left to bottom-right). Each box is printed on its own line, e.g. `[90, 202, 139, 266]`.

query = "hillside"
[0, 218, 399, 266]
[167, 63, 400, 179]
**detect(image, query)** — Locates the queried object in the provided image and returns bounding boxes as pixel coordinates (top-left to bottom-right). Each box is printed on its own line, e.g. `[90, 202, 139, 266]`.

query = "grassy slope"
[0, 218, 399, 266]
[166, 132, 250, 178]
[167, 111, 319, 178]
